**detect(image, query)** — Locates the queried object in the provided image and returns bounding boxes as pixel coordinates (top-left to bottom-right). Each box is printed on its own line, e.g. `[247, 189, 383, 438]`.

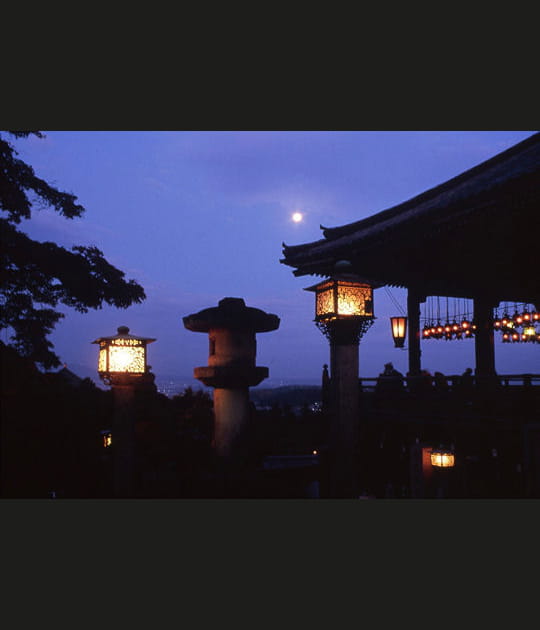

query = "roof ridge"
[322, 131, 540, 240]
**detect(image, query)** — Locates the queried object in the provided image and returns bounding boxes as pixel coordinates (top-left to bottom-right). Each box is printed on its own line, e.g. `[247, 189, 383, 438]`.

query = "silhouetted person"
[376, 362, 404, 396]
[461, 367, 473, 385]
[460, 367, 474, 399]
[434, 371, 448, 392]
[321, 363, 331, 411]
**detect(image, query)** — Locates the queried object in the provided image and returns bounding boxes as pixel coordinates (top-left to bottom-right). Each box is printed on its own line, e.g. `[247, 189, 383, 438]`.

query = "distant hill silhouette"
[249, 385, 322, 409]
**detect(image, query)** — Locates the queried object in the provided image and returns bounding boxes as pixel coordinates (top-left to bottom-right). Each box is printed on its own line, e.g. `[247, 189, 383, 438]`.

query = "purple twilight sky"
[7, 130, 538, 388]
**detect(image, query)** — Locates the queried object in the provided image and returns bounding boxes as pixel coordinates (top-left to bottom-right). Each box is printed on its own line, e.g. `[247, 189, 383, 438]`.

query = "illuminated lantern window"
[390, 316, 407, 348]
[101, 431, 112, 448]
[92, 326, 156, 379]
[306, 277, 374, 323]
[431, 449, 455, 468]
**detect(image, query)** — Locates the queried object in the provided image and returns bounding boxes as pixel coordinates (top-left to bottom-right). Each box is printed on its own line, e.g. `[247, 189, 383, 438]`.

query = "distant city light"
[292, 212, 304, 223]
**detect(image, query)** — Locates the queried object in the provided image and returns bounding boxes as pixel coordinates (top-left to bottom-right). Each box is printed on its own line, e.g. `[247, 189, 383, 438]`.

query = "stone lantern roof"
[183, 297, 280, 333]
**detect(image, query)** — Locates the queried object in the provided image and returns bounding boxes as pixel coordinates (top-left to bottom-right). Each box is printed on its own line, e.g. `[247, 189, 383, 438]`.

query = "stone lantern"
[305, 274, 375, 498]
[183, 298, 280, 459]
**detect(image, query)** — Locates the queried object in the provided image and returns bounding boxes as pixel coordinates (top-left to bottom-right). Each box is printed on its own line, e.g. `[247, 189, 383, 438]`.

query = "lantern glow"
[390, 316, 407, 348]
[523, 325, 536, 341]
[430, 449, 455, 468]
[308, 278, 374, 322]
[108, 343, 145, 373]
[93, 326, 156, 380]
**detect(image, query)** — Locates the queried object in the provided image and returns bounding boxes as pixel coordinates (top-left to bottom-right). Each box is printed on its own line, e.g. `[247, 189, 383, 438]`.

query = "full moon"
[291, 212, 304, 223]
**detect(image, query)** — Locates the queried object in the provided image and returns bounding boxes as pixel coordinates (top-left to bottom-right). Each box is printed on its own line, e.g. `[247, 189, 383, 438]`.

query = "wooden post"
[473, 297, 496, 381]
[111, 384, 136, 498]
[407, 289, 423, 377]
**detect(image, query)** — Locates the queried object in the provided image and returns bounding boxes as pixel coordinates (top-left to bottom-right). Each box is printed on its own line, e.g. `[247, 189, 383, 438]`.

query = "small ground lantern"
[101, 430, 112, 448]
[92, 326, 156, 385]
[183, 298, 280, 460]
[390, 316, 407, 348]
[305, 274, 376, 498]
[431, 448, 455, 468]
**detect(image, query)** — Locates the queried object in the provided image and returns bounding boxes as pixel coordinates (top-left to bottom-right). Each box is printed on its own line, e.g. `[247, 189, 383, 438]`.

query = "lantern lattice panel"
[108, 343, 145, 373]
[337, 284, 372, 316]
[316, 285, 335, 318]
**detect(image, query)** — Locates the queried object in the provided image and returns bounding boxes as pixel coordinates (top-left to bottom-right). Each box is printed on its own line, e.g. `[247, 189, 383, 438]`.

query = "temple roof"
[281, 132, 540, 305]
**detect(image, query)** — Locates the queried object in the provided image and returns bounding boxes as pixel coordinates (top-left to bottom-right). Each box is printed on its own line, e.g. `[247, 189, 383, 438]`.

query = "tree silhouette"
[0, 131, 146, 368]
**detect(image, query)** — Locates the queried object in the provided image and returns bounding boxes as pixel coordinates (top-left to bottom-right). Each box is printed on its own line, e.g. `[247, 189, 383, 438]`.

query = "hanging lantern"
[431, 448, 455, 468]
[502, 332, 511, 343]
[390, 316, 407, 348]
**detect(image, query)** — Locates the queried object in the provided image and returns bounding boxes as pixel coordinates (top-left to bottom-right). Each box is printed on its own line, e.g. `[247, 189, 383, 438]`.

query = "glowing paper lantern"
[390, 316, 407, 348]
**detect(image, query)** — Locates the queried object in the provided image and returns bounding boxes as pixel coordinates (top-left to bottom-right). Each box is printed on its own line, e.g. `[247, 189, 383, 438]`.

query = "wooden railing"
[357, 373, 540, 393]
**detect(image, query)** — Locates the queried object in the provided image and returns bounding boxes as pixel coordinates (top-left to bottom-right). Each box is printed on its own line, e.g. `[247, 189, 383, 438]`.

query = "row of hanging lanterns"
[422, 319, 476, 341]
[395, 297, 540, 346]
[421, 296, 477, 342]
[494, 303, 540, 343]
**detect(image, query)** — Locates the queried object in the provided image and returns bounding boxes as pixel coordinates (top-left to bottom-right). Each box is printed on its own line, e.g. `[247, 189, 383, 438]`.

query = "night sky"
[9, 131, 538, 387]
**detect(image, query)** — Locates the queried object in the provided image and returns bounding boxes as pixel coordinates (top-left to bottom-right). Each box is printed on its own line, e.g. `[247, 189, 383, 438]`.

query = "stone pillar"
[324, 319, 365, 499]
[109, 372, 156, 498]
[213, 388, 251, 457]
[329, 335, 360, 498]
[111, 383, 136, 498]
